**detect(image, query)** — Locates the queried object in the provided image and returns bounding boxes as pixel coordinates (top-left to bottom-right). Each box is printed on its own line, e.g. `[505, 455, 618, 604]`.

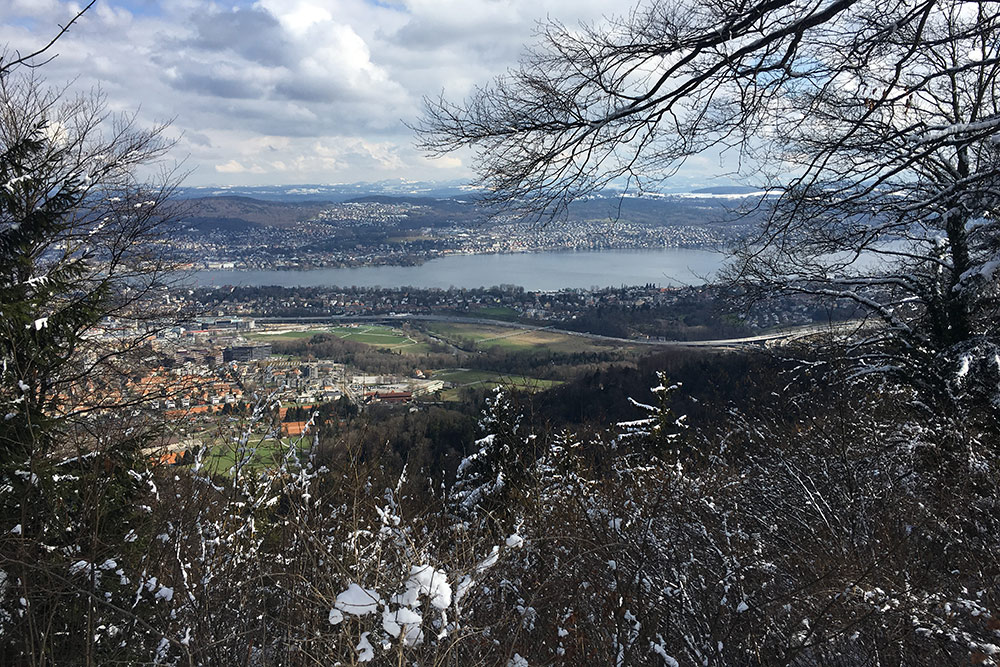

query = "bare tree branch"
[0, 1, 96, 75]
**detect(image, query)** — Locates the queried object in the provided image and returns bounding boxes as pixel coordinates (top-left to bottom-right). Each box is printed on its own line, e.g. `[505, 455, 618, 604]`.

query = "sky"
[0, 1, 722, 188]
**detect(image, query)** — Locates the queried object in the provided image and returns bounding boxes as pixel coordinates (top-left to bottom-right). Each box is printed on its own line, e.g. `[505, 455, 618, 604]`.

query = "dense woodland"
[7, 331, 1000, 665]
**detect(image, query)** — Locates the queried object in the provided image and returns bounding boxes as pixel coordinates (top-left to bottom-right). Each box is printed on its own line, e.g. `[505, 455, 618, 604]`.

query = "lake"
[188, 248, 727, 291]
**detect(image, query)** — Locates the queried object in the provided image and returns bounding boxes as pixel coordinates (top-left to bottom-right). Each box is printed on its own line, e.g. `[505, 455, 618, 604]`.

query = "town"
[83, 279, 852, 473]
[168, 194, 754, 270]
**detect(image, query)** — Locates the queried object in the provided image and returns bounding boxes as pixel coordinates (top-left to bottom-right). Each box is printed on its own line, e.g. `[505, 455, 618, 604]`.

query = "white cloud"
[0, 0, 661, 186]
[5, 0, 66, 18]
[271, 2, 334, 35]
[215, 159, 265, 174]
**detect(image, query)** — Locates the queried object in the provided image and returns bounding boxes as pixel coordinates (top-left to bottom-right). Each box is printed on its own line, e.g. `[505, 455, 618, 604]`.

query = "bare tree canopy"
[417, 0, 1000, 405]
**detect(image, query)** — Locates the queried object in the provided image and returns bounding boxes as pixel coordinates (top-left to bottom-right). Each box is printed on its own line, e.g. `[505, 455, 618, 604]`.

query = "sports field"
[328, 324, 431, 353]
[424, 322, 618, 354]
[251, 324, 431, 353]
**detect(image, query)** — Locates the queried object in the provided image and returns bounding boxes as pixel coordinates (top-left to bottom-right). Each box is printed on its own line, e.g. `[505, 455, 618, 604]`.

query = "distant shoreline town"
[165, 190, 758, 271]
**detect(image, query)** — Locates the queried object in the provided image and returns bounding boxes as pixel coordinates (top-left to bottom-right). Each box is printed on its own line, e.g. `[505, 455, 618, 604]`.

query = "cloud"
[169, 67, 268, 100]
[215, 160, 265, 174]
[271, 2, 334, 35]
[183, 7, 292, 67]
[0, 0, 669, 186]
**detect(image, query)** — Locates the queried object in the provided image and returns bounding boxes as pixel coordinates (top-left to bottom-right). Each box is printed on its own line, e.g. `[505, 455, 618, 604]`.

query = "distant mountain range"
[173, 180, 479, 203]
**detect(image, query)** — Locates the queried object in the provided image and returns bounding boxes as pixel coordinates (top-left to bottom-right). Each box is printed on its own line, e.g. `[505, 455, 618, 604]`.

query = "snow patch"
[335, 583, 380, 617]
[356, 632, 374, 662]
[383, 606, 424, 645]
[393, 565, 452, 610]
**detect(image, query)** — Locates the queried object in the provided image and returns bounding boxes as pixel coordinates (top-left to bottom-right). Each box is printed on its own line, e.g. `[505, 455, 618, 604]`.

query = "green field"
[471, 306, 520, 320]
[430, 368, 562, 401]
[328, 325, 431, 353]
[424, 322, 617, 354]
[199, 435, 313, 475]
[252, 325, 432, 354]
[247, 329, 318, 341]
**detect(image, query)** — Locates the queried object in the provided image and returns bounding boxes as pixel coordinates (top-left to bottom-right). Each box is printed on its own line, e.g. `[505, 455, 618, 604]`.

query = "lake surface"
[188, 248, 727, 291]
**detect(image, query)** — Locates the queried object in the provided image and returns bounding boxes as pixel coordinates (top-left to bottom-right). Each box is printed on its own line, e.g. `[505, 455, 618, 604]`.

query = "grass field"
[200, 434, 313, 475]
[328, 325, 432, 353]
[471, 306, 520, 320]
[247, 329, 317, 341]
[430, 368, 562, 400]
[251, 325, 432, 354]
[424, 322, 615, 354]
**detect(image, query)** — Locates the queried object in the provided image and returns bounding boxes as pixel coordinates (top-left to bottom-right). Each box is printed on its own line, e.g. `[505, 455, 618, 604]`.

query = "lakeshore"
[188, 247, 727, 291]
